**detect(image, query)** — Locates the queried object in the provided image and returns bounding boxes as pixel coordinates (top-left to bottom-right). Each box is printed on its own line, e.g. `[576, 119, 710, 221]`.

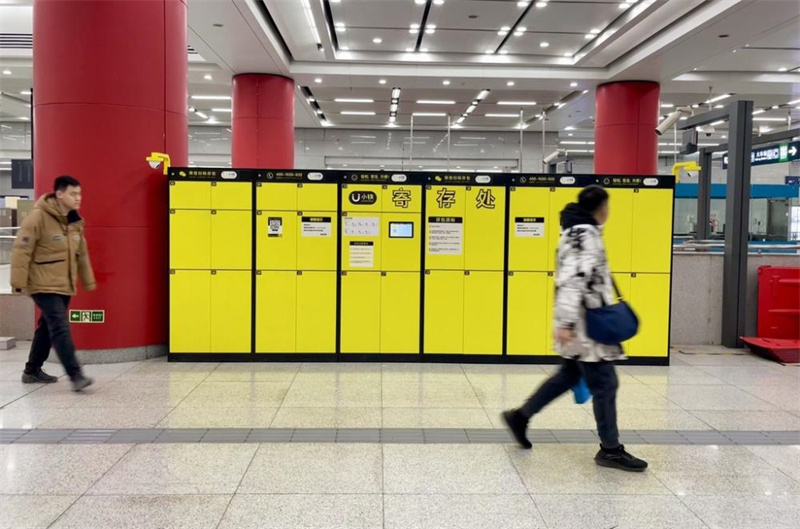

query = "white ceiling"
[0, 0, 798, 143]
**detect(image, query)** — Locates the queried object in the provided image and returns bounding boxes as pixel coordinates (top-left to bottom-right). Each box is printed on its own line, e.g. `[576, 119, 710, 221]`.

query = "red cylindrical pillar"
[232, 74, 294, 168]
[594, 81, 660, 175]
[33, 0, 188, 352]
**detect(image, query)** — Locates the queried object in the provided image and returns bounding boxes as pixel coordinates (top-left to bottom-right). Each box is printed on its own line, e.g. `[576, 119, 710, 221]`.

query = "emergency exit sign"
[722, 141, 800, 168]
[69, 310, 105, 323]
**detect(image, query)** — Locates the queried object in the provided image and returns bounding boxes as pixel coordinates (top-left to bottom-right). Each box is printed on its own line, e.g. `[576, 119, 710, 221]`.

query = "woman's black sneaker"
[595, 444, 648, 472]
[21, 369, 59, 383]
[502, 409, 532, 449]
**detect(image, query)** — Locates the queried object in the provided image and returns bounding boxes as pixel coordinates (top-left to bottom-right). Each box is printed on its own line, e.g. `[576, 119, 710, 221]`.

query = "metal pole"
[519, 109, 524, 172]
[673, 123, 678, 167]
[721, 100, 753, 347]
[447, 115, 451, 171]
[541, 111, 546, 170]
[410, 115, 414, 167]
[697, 148, 712, 240]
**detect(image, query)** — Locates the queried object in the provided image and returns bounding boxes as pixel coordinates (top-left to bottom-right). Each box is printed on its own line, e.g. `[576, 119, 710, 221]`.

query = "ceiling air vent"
[0, 33, 32, 49]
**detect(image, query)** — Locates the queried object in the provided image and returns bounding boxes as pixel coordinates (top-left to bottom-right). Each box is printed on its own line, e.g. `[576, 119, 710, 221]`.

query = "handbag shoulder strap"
[611, 276, 624, 301]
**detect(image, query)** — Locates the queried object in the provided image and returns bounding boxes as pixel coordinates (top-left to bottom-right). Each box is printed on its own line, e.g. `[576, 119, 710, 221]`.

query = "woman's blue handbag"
[572, 378, 591, 404]
[585, 279, 639, 346]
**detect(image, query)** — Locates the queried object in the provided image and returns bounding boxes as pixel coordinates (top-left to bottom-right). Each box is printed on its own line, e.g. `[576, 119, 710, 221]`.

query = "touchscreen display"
[389, 222, 414, 238]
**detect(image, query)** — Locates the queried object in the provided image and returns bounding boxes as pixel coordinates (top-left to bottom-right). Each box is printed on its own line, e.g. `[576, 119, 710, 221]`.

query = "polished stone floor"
[1, 343, 799, 528]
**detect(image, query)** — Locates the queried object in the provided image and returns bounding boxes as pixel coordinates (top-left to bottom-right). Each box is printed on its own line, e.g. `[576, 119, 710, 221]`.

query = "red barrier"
[757, 266, 800, 339]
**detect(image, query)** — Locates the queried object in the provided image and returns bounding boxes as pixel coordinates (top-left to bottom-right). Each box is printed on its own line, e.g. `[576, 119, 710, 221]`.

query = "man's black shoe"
[71, 375, 94, 392]
[595, 444, 648, 472]
[502, 409, 532, 449]
[21, 369, 59, 384]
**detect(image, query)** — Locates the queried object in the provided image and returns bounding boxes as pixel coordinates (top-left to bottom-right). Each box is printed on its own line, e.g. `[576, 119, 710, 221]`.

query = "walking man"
[11, 175, 95, 391]
[503, 185, 647, 472]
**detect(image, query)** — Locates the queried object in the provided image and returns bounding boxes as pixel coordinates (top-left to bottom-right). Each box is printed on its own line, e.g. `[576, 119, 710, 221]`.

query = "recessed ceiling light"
[335, 98, 374, 103]
[498, 30, 508, 36]
[564, 52, 572, 57]
[540, 41, 549, 48]
[619, 2, 630, 8]
[314, 78, 322, 83]
[499, 50, 509, 55]
[443, 80, 451, 85]
[518, 1, 529, 7]
[661, 103, 674, 108]
[415, 0, 425, 4]
[507, 81, 515, 86]
[778, 67, 788, 72]
[316, 110, 323, 115]
[373, 37, 383, 44]
[20, 90, 31, 95]
[536, 1, 548, 7]
[704, 93, 731, 104]
[405, 47, 414, 52]
[568, 133, 573, 136]
[340, 46, 349, 50]
[585, 34, 594, 40]
[485, 49, 495, 54]
[204, 74, 213, 80]
[433, 0, 445, 4]
[590, 28, 601, 34]
[420, 48, 429, 53]
[426, 27, 435, 34]
[19, 116, 30, 120]
[379, 79, 387, 84]
[570, 82, 578, 87]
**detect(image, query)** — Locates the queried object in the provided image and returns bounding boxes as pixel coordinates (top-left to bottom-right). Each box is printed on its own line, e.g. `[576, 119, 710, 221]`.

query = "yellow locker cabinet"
[254, 172, 339, 354]
[340, 176, 423, 354]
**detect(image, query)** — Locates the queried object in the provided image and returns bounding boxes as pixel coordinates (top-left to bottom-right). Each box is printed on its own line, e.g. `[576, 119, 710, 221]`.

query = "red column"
[33, 0, 188, 352]
[594, 81, 660, 175]
[232, 74, 295, 168]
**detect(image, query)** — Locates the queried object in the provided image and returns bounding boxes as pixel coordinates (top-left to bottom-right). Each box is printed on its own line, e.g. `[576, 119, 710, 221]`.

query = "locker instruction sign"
[69, 310, 105, 323]
[349, 241, 375, 268]
[515, 217, 545, 238]
[344, 216, 379, 237]
[301, 216, 332, 237]
[429, 216, 463, 255]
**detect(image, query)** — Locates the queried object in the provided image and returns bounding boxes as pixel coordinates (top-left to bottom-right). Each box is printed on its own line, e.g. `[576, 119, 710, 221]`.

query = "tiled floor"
[1, 343, 799, 528]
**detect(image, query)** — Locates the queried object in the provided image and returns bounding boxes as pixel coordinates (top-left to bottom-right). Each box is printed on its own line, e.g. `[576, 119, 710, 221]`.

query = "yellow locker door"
[211, 210, 252, 270]
[170, 181, 211, 210]
[426, 186, 466, 270]
[604, 188, 634, 274]
[170, 270, 210, 353]
[463, 271, 503, 355]
[547, 187, 579, 272]
[507, 272, 549, 356]
[628, 274, 670, 358]
[211, 182, 251, 210]
[256, 182, 297, 211]
[509, 187, 550, 272]
[465, 187, 506, 271]
[544, 273, 557, 356]
[256, 211, 297, 270]
[342, 212, 382, 272]
[255, 271, 297, 353]
[170, 209, 211, 270]
[210, 271, 252, 353]
[296, 271, 336, 353]
[340, 272, 381, 353]
[298, 183, 337, 212]
[381, 271, 420, 354]
[297, 213, 337, 271]
[632, 189, 674, 273]
[382, 185, 422, 213]
[382, 213, 420, 272]
[424, 270, 464, 354]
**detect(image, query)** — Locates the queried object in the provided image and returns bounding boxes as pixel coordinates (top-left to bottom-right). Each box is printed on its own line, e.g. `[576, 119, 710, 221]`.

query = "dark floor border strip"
[1, 428, 797, 446]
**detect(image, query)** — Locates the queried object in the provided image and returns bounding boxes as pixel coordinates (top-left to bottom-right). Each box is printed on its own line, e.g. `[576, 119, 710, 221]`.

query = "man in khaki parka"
[11, 175, 95, 391]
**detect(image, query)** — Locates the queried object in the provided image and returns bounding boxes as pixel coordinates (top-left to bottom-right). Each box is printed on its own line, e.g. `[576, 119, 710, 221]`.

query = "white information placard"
[428, 217, 463, 255]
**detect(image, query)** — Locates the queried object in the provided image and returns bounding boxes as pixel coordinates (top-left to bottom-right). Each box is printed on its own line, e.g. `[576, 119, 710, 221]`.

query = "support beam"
[697, 149, 712, 240]
[721, 100, 753, 348]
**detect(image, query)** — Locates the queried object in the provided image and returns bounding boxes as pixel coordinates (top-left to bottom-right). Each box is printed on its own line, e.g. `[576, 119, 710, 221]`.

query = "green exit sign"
[69, 310, 105, 324]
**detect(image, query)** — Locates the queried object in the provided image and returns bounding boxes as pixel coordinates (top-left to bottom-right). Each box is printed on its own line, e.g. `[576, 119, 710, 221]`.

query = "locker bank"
[168, 168, 674, 365]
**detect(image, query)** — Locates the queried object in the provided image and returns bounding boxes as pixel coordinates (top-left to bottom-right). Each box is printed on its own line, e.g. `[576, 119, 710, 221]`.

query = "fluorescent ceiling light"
[351, 135, 376, 138]
[518, 1, 529, 6]
[433, 0, 444, 4]
[778, 67, 788, 72]
[420, 48, 429, 53]
[20, 90, 32, 95]
[390, 104, 398, 111]
[485, 49, 495, 54]
[340, 46, 349, 51]
[787, 99, 800, 105]
[590, 28, 601, 34]
[211, 108, 232, 112]
[560, 141, 587, 145]
[443, 80, 451, 85]
[351, 141, 376, 144]
[507, 81, 515, 86]
[564, 126, 575, 130]
[704, 94, 731, 104]
[753, 117, 786, 122]
[461, 136, 486, 140]
[341, 111, 376, 115]
[191, 95, 231, 100]
[540, 41, 549, 48]
[194, 111, 208, 119]
[204, 74, 213, 81]
[413, 112, 447, 117]
[2, 70, 11, 75]
[379, 79, 387, 85]
[405, 47, 414, 52]
[570, 82, 578, 87]
[314, 78, 322, 83]
[752, 109, 765, 115]
[417, 100, 456, 105]
[476, 89, 490, 100]
[497, 101, 537, 106]
[466, 105, 477, 114]
[300, 0, 322, 45]
[709, 120, 725, 126]
[373, 37, 383, 44]
[619, 2, 630, 8]
[660, 103, 674, 108]
[485, 113, 519, 117]
[415, 0, 425, 4]
[536, 1, 548, 7]
[391, 88, 401, 99]
[585, 34, 594, 40]
[335, 98, 374, 103]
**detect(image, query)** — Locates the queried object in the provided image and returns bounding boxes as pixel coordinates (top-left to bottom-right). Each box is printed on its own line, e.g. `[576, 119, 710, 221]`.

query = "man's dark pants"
[519, 357, 620, 449]
[25, 294, 82, 380]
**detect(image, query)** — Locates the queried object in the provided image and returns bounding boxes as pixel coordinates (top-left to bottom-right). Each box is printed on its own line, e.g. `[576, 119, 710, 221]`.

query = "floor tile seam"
[45, 442, 138, 529]
[501, 442, 536, 496]
[214, 443, 260, 529]
[671, 488, 714, 529]
[269, 364, 303, 428]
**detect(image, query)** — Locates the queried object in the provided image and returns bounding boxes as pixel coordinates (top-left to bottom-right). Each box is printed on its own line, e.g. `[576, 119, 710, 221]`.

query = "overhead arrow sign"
[723, 140, 800, 169]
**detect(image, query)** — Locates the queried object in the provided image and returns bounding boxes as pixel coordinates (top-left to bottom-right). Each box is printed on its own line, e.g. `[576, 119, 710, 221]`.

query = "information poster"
[301, 216, 332, 237]
[428, 216, 463, 255]
[514, 217, 545, 238]
[344, 216, 379, 237]
[349, 241, 375, 268]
